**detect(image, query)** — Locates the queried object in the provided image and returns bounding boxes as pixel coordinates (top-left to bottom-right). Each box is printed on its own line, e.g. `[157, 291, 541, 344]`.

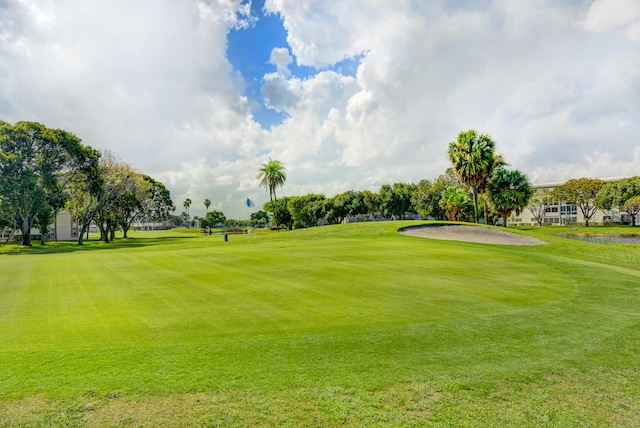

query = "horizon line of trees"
[0, 120, 174, 246]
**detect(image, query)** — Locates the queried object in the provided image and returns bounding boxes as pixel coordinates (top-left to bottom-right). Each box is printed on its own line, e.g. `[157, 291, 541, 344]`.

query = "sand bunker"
[400, 225, 544, 246]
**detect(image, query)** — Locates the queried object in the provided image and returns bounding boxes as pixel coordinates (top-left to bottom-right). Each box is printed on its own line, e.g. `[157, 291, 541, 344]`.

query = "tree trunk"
[20, 215, 32, 246]
[483, 194, 488, 225]
[503, 215, 508, 227]
[472, 187, 479, 224]
[78, 225, 86, 245]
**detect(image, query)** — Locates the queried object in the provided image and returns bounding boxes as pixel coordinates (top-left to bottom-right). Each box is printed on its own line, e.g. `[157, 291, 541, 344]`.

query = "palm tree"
[477, 154, 508, 224]
[183, 198, 191, 228]
[204, 198, 211, 213]
[447, 130, 496, 223]
[487, 168, 533, 227]
[257, 158, 287, 229]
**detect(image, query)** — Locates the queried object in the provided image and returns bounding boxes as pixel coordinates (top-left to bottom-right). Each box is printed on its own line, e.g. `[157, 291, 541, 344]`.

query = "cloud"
[269, 47, 292, 76]
[582, 0, 640, 42]
[1, 0, 639, 219]
[261, 0, 640, 196]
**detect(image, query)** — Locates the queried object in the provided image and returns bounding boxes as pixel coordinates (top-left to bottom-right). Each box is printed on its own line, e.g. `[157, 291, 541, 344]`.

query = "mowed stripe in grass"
[1, 225, 571, 352]
[0, 221, 639, 426]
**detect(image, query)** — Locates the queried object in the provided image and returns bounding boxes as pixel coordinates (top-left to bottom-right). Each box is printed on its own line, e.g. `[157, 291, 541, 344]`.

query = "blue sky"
[1, 0, 639, 218]
[227, 0, 361, 129]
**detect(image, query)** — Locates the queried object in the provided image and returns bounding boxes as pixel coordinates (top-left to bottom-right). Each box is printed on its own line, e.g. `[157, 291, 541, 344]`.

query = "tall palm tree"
[477, 153, 508, 223]
[447, 130, 496, 223]
[257, 158, 286, 229]
[204, 198, 211, 213]
[183, 198, 191, 227]
[487, 168, 533, 227]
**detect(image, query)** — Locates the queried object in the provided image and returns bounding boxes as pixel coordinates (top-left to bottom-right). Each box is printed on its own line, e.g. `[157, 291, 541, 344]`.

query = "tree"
[67, 147, 103, 245]
[250, 210, 270, 227]
[438, 186, 474, 222]
[622, 196, 640, 227]
[595, 176, 640, 223]
[204, 198, 211, 214]
[447, 130, 496, 223]
[552, 178, 606, 227]
[257, 158, 286, 230]
[379, 183, 415, 219]
[287, 194, 325, 228]
[139, 175, 173, 227]
[528, 189, 553, 227]
[477, 154, 508, 223]
[183, 198, 192, 227]
[264, 196, 293, 230]
[362, 190, 380, 218]
[205, 210, 226, 229]
[92, 152, 140, 243]
[487, 168, 533, 227]
[0, 121, 90, 246]
[326, 191, 367, 224]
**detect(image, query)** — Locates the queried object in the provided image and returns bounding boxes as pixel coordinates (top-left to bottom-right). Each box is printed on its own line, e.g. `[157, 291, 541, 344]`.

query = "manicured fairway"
[1, 222, 639, 426]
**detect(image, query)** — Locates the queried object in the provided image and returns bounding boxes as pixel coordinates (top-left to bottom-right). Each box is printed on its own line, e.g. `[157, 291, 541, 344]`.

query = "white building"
[507, 182, 638, 227]
[1, 210, 79, 241]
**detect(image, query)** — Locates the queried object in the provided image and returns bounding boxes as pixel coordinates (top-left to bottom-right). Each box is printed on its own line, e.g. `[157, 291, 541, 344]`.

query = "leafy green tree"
[622, 196, 640, 227]
[67, 148, 102, 245]
[93, 152, 141, 242]
[447, 129, 496, 223]
[527, 189, 553, 227]
[326, 191, 367, 224]
[140, 175, 173, 225]
[552, 178, 606, 227]
[250, 210, 270, 226]
[380, 183, 415, 219]
[595, 176, 640, 223]
[438, 186, 473, 222]
[287, 194, 325, 228]
[362, 190, 380, 218]
[0, 121, 90, 246]
[264, 196, 293, 230]
[204, 198, 211, 213]
[257, 158, 287, 230]
[487, 168, 533, 227]
[205, 210, 226, 229]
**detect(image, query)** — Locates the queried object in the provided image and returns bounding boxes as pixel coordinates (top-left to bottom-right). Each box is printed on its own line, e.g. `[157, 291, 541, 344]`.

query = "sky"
[1, 0, 639, 219]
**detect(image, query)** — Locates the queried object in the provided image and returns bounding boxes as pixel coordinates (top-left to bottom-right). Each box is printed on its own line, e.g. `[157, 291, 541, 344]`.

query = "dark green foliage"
[438, 186, 474, 221]
[487, 168, 533, 226]
[0, 121, 89, 246]
[447, 130, 496, 223]
[379, 183, 415, 219]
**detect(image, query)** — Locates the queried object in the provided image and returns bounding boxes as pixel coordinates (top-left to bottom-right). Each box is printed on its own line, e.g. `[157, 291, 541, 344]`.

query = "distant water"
[554, 234, 640, 244]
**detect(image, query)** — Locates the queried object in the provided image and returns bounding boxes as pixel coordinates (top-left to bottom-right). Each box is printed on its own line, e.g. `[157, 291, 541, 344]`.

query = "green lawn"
[1, 222, 639, 426]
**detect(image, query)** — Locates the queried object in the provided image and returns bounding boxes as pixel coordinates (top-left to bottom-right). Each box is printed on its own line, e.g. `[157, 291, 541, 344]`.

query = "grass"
[0, 221, 639, 426]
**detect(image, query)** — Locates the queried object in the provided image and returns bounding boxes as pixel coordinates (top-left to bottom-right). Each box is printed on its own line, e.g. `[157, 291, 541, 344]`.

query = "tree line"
[257, 130, 535, 230]
[0, 120, 173, 246]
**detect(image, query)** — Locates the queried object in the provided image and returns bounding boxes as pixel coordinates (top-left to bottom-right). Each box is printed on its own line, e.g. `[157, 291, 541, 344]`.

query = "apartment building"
[507, 182, 637, 227]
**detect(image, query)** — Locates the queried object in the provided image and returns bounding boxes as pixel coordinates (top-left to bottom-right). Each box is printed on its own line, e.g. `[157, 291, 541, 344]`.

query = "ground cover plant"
[0, 222, 639, 426]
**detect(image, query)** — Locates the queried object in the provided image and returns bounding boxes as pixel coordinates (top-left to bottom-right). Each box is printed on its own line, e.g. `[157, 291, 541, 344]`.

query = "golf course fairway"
[0, 221, 639, 426]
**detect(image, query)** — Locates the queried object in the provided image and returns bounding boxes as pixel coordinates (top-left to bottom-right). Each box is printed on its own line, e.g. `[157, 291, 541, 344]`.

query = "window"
[545, 206, 559, 213]
[560, 205, 577, 215]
